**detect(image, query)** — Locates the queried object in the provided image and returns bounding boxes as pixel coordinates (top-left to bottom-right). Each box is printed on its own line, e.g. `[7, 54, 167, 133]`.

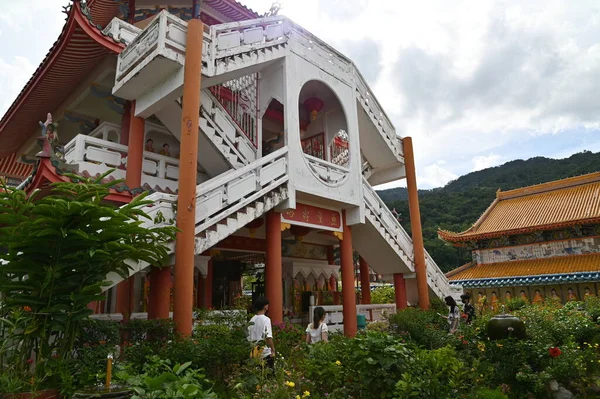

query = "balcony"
[63, 123, 189, 193]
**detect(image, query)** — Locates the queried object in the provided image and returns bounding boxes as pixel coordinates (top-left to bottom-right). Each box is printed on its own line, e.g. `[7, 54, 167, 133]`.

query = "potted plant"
[0, 173, 177, 396]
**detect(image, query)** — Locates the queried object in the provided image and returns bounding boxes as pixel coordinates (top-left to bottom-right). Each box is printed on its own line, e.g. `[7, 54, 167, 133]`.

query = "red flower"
[26, 359, 33, 364]
[23, 306, 32, 312]
[549, 347, 562, 358]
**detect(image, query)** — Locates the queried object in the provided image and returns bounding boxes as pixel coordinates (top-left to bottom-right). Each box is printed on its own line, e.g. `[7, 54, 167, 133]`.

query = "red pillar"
[340, 211, 357, 337]
[203, 260, 213, 309]
[119, 101, 131, 146]
[196, 272, 204, 308]
[359, 256, 371, 304]
[394, 273, 408, 310]
[265, 211, 283, 324]
[403, 137, 430, 310]
[148, 266, 171, 319]
[173, 18, 203, 337]
[117, 100, 145, 321]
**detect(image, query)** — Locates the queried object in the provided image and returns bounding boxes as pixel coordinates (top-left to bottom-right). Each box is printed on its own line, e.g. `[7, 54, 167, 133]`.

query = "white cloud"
[243, 0, 600, 188]
[0, 56, 36, 115]
[0, 0, 68, 116]
[3, 0, 600, 190]
[472, 153, 503, 172]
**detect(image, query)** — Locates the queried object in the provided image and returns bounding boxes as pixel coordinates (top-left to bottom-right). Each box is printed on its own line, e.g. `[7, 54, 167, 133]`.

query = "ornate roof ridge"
[497, 171, 600, 200]
[447, 251, 600, 282]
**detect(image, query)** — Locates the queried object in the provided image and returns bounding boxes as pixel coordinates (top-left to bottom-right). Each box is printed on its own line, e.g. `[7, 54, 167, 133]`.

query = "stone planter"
[3, 389, 59, 399]
[71, 387, 133, 399]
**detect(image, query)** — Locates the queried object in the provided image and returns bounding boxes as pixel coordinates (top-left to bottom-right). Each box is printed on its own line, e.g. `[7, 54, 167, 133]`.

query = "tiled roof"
[447, 252, 600, 288]
[439, 172, 600, 242]
[0, 2, 124, 158]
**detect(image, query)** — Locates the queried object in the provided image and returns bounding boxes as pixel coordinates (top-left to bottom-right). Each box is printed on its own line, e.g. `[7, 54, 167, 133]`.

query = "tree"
[0, 173, 177, 386]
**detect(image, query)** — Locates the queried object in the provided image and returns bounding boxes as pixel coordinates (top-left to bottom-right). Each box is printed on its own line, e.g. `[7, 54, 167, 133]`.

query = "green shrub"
[394, 346, 470, 398]
[371, 286, 395, 304]
[303, 332, 412, 398]
[505, 298, 527, 312]
[121, 318, 176, 344]
[470, 387, 509, 399]
[388, 307, 451, 349]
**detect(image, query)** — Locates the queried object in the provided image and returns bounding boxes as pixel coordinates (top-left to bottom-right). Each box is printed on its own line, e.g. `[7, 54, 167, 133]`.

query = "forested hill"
[377, 151, 600, 273]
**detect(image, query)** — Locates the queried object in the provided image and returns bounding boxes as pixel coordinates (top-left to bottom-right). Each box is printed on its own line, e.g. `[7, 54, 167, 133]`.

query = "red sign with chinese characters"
[281, 203, 342, 231]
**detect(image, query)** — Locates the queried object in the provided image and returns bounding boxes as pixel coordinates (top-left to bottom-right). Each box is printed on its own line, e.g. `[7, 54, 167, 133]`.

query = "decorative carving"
[36, 113, 63, 159]
[90, 84, 127, 115]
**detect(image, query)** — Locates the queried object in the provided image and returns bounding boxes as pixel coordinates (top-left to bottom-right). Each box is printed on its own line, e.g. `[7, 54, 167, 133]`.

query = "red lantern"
[245, 218, 264, 237]
[304, 97, 324, 121]
[290, 225, 311, 242]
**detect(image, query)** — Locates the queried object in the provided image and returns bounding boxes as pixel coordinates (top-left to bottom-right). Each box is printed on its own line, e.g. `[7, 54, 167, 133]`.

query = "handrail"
[204, 85, 258, 151]
[362, 177, 413, 261]
[195, 146, 287, 196]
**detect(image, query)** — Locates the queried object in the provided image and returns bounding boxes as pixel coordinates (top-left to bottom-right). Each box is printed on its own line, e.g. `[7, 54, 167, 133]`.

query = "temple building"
[441, 172, 600, 305]
[0, 0, 460, 336]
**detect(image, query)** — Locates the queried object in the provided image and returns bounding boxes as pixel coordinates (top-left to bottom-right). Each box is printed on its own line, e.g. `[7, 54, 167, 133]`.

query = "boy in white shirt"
[248, 297, 276, 368]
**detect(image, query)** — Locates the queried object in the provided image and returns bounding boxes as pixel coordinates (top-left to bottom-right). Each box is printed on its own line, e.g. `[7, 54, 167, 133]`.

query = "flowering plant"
[548, 347, 562, 358]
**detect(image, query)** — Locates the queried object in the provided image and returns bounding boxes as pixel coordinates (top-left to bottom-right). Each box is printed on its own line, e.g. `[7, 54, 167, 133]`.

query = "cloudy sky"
[2, 1, 600, 189]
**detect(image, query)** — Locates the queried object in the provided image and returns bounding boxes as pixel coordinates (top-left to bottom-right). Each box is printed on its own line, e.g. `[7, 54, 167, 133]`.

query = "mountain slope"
[378, 150, 600, 272]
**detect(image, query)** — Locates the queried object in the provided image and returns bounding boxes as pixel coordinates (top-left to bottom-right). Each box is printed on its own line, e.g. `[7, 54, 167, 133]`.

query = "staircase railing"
[425, 249, 459, 300]
[362, 178, 414, 263]
[362, 178, 460, 298]
[195, 146, 289, 233]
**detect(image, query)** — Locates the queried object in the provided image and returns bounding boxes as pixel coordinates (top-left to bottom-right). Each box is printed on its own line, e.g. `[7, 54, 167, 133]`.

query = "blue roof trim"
[450, 272, 600, 288]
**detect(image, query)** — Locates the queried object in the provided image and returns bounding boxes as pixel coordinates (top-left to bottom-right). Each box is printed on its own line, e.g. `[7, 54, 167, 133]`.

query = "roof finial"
[264, 2, 281, 17]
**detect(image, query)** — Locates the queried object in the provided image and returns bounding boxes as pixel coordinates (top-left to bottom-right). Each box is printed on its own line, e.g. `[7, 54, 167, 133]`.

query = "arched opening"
[298, 81, 349, 168]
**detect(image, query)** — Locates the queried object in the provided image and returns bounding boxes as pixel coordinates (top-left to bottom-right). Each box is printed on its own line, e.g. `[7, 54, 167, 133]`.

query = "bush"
[121, 318, 176, 344]
[394, 346, 470, 398]
[371, 286, 395, 304]
[303, 332, 412, 398]
[272, 321, 305, 360]
[388, 307, 452, 349]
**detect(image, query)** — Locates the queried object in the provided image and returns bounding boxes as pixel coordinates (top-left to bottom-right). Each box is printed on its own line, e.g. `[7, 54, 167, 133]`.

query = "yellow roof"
[447, 252, 600, 281]
[439, 172, 600, 242]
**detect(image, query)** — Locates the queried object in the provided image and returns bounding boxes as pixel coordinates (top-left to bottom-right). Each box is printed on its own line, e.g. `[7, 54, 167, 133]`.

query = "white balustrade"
[211, 16, 289, 59]
[114, 11, 212, 90]
[310, 304, 397, 333]
[362, 178, 414, 262]
[63, 134, 182, 192]
[306, 154, 349, 185]
[195, 146, 289, 233]
[354, 69, 403, 160]
[112, 13, 402, 162]
[362, 178, 462, 298]
[102, 18, 141, 45]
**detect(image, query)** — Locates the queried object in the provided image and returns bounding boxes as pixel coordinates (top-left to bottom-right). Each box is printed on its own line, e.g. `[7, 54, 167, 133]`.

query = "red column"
[265, 211, 283, 324]
[340, 211, 357, 337]
[196, 272, 204, 308]
[394, 273, 408, 310]
[116, 101, 145, 321]
[359, 256, 371, 304]
[173, 18, 204, 337]
[403, 137, 430, 310]
[125, 100, 145, 189]
[116, 281, 131, 321]
[148, 266, 171, 319]
[119, 101, 131, 145]
[203, 260, 213, 309]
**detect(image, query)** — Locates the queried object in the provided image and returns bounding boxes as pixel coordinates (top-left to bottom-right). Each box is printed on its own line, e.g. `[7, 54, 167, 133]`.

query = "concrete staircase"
[104, 147, 289, 289]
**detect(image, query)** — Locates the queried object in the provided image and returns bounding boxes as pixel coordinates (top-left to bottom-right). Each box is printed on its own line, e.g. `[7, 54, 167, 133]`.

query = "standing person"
[460, 293, 476, 325]
[248, 297, 276, 368]
[439, 296, 460, 334]
[306, 306, 328, 344]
